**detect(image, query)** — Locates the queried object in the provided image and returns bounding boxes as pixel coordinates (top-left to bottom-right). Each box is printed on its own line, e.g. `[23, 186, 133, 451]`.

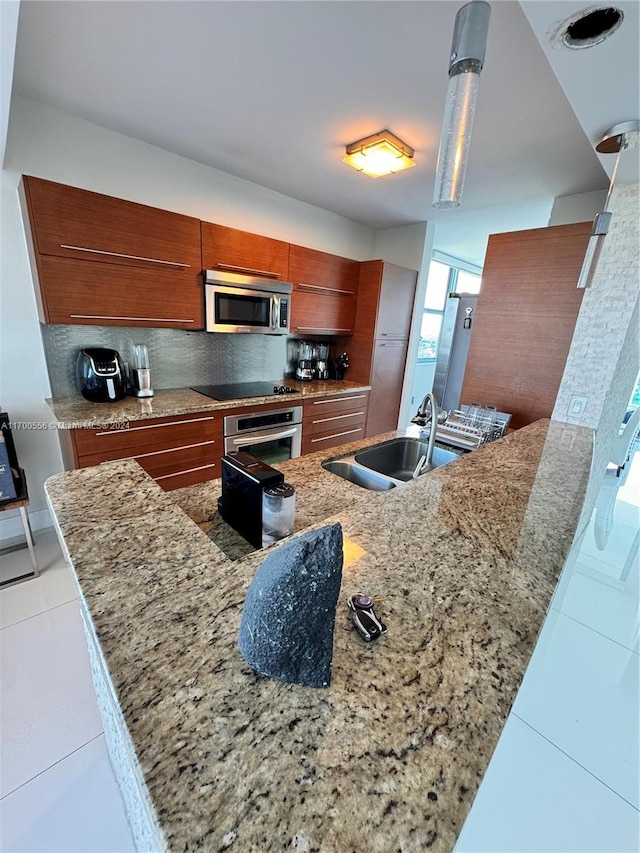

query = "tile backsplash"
[42, 324, 291, 397]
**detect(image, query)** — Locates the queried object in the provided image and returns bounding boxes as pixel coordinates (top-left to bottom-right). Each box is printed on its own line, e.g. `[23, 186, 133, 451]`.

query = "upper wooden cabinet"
[358, 260, 417, 340]
[201, 221, 290, 280]
[335, 260, 418, 437]
[289, 245, 359, 334]
[23, 176, 203, 329]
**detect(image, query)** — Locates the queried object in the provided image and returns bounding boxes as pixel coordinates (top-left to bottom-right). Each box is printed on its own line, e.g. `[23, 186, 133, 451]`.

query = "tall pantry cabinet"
[337, 260, 418, 438]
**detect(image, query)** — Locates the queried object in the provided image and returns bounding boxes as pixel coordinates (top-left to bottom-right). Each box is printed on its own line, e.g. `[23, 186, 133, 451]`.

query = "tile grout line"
[548, 605, 640, 656]
[0, 593, 80, 632]
[0, 732, 105, 800]
[511, 713, 640, 813]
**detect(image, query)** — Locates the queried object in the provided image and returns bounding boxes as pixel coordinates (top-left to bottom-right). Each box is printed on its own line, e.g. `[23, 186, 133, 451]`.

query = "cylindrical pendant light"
[433, 1, 491, 209]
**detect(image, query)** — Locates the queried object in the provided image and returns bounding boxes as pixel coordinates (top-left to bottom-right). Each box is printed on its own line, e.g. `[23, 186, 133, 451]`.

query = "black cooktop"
[191, 382, 297, 401]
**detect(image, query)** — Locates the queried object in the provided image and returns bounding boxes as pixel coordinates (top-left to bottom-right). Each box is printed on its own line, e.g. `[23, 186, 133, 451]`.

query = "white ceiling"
[9, 1, 638, 265]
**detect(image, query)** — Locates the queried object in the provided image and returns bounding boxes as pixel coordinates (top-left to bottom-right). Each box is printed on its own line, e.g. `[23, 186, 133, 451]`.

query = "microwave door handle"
[230, 426, 298, 447]
[270, 295, 279, 330]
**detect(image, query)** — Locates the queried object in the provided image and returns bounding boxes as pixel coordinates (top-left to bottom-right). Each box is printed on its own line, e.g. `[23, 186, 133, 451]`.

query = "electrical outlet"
[569, 395, 588, 416]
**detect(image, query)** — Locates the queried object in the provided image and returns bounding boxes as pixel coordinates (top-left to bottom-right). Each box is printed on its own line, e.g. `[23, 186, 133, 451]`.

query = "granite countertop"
[45, 419, 593, 852]
[45, 380, 371, 428]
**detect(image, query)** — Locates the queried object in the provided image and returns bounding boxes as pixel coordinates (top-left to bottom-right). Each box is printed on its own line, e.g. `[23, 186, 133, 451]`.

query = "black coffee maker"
[76, 348, 127, 402]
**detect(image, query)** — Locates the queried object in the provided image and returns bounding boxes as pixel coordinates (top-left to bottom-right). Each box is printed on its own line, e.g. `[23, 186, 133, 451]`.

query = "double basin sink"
[322, 437, 463, 491]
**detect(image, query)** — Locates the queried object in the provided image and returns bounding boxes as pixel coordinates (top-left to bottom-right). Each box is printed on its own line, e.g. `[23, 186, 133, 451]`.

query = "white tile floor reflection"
[1, 448, 638, 852]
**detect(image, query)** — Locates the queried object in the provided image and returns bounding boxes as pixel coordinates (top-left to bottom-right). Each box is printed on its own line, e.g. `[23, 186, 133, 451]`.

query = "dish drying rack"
[431, 405, 512, 451]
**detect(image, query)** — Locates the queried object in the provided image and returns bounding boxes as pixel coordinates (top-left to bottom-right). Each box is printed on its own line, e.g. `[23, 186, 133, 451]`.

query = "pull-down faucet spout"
[410, 391, 440, 466]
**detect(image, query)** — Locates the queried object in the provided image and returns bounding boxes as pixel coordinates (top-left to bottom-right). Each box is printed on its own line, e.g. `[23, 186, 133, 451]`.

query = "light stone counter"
[45, 419, 593, 852]
[45, 380, 370, 428]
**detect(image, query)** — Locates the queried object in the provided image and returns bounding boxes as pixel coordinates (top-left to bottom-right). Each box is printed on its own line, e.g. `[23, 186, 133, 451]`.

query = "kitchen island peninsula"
[45, 419, 593, 852]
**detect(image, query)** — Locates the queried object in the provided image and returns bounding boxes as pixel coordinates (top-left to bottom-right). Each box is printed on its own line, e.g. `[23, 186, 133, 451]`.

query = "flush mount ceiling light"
[552, 5, 624, 50]
[576, 120, 639, 289]
[343, 130, 416, 178]
[432, 0, 491, 209]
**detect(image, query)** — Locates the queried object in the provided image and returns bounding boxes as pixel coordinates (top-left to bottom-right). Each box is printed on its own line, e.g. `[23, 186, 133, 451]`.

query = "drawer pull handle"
[310, 427, 363, 443]
[60, 245, 191, 268]
[70, 314, 196, 323]
[154, 463, 218, 481]
[313, 411, 365, 425]
[215, 263, 280, 278]
[94, 416, 216, 436]
[295, 327, 352, 333]
[298, 283, 355, 296]
[312, 395, 367, 406]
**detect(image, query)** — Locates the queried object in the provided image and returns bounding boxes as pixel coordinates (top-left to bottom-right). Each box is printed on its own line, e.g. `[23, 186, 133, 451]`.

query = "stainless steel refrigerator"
[432, 293, 478, 413]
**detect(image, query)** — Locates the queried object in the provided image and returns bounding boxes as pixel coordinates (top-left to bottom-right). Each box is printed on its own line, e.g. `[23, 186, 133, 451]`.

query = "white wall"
[0, 171, 63, 538]
[0, 1, 19, 166]
[553, 182, 640, 535]
[548, 189, 608, 226]
[0, 97, 381, 540]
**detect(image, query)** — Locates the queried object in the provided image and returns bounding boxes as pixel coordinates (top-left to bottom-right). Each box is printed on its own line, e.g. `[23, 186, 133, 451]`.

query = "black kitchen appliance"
[218, 451, 284, 548]
[191, 382, 296, 401]
[76, 347, 127, 402]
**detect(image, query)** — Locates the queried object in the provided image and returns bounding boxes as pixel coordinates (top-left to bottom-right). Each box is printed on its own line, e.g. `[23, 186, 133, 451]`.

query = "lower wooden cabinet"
[302, 392, 369, 454]
[68, 412, 222, 490]
[366, 340, 408, 438]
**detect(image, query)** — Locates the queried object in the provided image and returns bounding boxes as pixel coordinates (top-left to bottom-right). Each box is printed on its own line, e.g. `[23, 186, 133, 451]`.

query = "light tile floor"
[1, 449, 638, 852]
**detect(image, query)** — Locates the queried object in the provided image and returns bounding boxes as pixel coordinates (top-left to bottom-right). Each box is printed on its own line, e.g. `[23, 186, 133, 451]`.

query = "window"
[417, 259, 482, 363]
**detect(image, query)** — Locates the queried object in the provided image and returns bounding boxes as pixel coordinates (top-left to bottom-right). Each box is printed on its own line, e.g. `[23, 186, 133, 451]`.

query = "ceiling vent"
[553, 6, 624, 50]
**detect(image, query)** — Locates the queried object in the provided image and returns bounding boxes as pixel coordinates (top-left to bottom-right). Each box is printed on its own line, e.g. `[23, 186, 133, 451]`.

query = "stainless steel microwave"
[203, 270, 292, 334]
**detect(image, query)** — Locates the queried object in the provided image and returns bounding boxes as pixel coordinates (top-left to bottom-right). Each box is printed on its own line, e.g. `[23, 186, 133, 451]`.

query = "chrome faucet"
[410, 391, 440, 468]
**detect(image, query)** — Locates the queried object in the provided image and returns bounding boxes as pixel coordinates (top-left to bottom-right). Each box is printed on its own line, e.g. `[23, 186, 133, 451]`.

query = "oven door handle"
[229, 426, 299, 447]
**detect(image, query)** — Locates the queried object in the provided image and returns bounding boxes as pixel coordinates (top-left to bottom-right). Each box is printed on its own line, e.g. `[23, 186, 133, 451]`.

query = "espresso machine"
[295, 340, 315, 382]
[314, 341, 330, 380]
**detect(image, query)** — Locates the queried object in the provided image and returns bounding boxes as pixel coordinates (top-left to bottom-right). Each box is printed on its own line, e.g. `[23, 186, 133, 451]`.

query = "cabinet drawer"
[303, 392, 369, 418]
[303, 408, 367, 437]
[73, 414, 220, 456]
[24, 176, 201, 270]
[78, 442, 220, 489]
[301, 424, 366, 455]
[291, 290, 356, 335]
[201, 222, 290, 280]
[38, 256, 204, 329]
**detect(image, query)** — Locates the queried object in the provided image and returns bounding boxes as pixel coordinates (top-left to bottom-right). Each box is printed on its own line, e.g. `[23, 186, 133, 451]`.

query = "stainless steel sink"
[322, 437, 462, 490]
[321, 459, 397, 491]
[354, 438, 461, 482]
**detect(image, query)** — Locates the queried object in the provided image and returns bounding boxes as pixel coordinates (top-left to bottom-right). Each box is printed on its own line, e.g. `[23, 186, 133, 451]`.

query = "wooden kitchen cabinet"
[68, 412, 222, 490]
[365, 341, 408, 438]
[460, 222, 591, 430]
[22, 176, 203, 329]
[336, 260, 418, 437]
[289, 245, 359, 335]
[301, 391, 369, 455]
[201, 221, 290, 280]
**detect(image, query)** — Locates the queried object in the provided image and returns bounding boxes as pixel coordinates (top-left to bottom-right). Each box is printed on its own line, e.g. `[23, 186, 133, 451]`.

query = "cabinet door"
[366, 340, 408, 437]
[290, 289, 356, 335]
[23, 176, 203, 328]
[376, 264, 417, 340]
[289, 245, 359, 296]
[38, 256, 203, 329]
[201, 221, 290, 280]
[287, 246, 359, 334]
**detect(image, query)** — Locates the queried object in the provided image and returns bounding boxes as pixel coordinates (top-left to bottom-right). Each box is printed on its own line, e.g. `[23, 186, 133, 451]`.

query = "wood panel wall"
[460, 222, 591, 430]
